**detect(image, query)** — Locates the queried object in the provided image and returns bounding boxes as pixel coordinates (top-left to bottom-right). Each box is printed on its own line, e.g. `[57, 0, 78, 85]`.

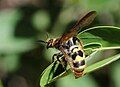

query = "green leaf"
[40, 51, 120, 87]
[84, 53, 120, 73]
[85, 46, 120, 65]
[79, 26, 120, 47]
[81, 26, 120, 62]
[84, 42, 102, 49]
[84, 43, 102, 56]
[40, 61, 70, 87]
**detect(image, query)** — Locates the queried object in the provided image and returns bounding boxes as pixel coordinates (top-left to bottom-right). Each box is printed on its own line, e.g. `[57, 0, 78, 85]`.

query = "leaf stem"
[93, 46, 120, 51]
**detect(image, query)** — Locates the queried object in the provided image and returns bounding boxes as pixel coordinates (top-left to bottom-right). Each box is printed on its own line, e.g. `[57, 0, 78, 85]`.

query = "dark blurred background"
[0, 0, 120, 87]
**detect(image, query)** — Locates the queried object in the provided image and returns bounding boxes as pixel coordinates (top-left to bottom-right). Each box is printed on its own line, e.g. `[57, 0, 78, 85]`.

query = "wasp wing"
[59, 11, 97, 44]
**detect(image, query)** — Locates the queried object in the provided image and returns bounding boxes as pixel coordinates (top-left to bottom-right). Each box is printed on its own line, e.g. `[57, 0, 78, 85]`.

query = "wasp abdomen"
[69, 45, 86, 71]
[73, 60, 85, 67]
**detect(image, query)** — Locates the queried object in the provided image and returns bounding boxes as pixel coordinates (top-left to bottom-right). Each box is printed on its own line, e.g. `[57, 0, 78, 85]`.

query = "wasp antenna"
[36, 40, 47, 44]
[46, 32, 50, 40]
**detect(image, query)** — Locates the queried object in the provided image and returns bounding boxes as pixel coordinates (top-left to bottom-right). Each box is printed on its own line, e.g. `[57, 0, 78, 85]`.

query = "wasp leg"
[73, 37, 84, 48]
[52, 53, 67, 70]
[52, 52, 64, 62]
[52, 53, 61, 62]
[59, 57, 67, 71]
[59, 46, 74, 71]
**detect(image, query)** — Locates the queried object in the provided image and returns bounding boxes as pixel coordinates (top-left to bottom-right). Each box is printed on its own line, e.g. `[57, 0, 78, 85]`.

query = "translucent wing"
[59, 11, 97, 44]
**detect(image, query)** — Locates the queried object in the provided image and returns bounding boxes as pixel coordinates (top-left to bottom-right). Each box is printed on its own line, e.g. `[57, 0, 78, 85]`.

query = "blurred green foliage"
[32, 11, 50, 31]
[57, 74, 98, 87]
[0, 80, 3, 87]
[0, 9, 34, 54]
[0, 0, 120, 87]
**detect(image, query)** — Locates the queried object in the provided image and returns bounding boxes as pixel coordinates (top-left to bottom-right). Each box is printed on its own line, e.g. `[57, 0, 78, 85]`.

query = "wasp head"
[46, 39, 54, 49]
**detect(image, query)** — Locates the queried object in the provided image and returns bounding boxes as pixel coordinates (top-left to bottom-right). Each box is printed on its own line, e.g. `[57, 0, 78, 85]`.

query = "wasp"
[38, 11, 97, 78]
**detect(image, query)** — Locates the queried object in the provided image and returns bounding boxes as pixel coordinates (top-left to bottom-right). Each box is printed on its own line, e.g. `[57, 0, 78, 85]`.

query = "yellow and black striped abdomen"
[62, 37, 86, 77]
[70, 45, 86, 70]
